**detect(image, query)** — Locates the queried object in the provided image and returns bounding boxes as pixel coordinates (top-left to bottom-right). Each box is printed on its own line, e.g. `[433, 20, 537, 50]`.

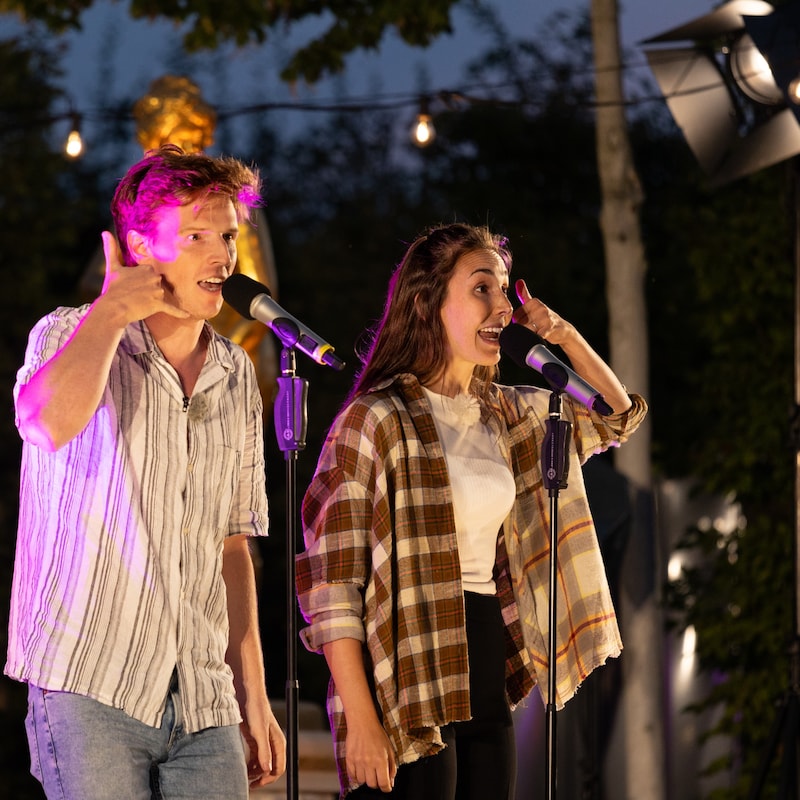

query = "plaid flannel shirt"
[296, 373, 647, 796]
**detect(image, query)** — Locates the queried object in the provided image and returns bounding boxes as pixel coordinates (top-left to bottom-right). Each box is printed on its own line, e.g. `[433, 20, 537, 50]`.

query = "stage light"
[641, 0, 800, 187]
[728, 32, 783, 105]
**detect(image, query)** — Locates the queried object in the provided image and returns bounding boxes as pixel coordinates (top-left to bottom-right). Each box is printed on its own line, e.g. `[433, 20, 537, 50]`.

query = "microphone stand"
[541, 387, 573, 800]
[273, 345, 308, 800]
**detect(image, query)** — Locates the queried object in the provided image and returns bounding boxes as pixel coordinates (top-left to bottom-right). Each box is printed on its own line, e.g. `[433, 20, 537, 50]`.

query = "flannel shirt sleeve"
[567, 392, 648, 463]
[296, 401, 382, 653]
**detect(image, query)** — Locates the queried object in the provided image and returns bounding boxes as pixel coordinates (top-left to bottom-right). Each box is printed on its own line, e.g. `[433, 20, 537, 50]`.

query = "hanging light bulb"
[65, 129, 83, 158]
[411, 113, 435, 147]
[64, 114, 83, 159]
[410, 98, 436, 148]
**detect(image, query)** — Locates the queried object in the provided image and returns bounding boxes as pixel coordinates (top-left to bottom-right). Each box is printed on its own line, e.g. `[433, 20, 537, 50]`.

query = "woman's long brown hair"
[349, 222, 512, 404]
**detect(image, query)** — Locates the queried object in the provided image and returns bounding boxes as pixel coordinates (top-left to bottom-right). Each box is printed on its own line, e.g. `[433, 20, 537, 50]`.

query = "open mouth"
[198, 277, 225, 292]
[479, 326, 503, 343]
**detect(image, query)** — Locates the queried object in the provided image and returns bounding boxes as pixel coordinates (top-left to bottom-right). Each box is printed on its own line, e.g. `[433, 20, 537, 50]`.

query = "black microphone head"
[498, 324, 538, 368]
[222, 273, 272, 320]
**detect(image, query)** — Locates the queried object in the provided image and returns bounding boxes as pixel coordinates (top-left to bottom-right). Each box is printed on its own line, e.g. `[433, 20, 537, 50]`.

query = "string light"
[410, 97, 436, 147]
[64, 113, 83, 159]
[32, 59, 668, 161]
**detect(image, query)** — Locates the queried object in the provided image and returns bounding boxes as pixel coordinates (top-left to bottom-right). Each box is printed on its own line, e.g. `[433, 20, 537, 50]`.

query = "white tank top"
[422, 387, 516, 594]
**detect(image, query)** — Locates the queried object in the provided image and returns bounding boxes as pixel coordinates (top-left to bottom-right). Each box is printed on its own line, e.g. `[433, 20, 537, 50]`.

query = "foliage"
[0, 31, 109, 800]
[641, 112, 795, 796]
[0, 0, 464, 83]
[427, 6, 607, 343]
[0, 31, 105, 616]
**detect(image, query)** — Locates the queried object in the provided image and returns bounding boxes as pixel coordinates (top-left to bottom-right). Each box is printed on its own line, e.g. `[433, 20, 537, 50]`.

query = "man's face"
[140, 194, 239, 321]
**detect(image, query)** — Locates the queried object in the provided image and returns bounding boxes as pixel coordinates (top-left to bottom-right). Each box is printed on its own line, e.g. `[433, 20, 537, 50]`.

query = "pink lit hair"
[110, 143, 262, 265]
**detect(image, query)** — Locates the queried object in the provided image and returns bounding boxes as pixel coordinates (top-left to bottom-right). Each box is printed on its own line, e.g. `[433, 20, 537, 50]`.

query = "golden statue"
[132, 76, 217, 154]
[82, 75, 279, 400]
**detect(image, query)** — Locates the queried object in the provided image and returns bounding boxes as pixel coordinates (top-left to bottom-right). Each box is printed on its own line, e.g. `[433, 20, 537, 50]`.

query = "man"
[6, 144, 286, 799]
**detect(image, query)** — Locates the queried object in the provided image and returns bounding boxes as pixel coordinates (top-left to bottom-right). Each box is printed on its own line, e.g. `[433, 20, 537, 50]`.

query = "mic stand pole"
[274, 345, 309, 800]
[542, 388, 572, 800]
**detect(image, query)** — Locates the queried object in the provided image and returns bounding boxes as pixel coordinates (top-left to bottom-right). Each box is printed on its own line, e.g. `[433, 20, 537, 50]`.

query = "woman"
[296, 223, 647, 799]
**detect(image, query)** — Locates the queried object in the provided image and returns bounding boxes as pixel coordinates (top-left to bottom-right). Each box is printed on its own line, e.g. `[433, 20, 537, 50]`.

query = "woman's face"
[438, 248, 512, 385]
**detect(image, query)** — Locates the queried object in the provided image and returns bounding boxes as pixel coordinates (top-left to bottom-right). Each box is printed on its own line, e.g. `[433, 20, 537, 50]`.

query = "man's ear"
[127, 230, 150, 264]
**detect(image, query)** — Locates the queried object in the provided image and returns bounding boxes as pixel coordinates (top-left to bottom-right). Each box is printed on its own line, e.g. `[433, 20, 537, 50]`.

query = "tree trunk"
[590, 1, 665, 797]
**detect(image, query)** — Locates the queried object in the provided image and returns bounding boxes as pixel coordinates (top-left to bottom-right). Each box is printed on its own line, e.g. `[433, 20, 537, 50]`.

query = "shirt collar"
[119, 320, 237, 373]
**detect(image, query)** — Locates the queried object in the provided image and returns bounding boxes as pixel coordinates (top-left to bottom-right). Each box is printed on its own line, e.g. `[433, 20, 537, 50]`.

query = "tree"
[591, 1, 664, 798]
[0, 32, 108, 799]
[0, 0, 464, 82]
[660, 163, 794, 799]
[254, 27, 797, 789]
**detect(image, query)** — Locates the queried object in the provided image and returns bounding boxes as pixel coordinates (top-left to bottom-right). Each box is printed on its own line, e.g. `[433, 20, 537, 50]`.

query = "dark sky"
[0, 0, 718, 161]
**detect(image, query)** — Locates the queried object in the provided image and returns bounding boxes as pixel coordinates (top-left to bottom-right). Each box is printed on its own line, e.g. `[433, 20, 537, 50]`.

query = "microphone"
[222, 273, 345, 371]
[499, 324, 613, 416]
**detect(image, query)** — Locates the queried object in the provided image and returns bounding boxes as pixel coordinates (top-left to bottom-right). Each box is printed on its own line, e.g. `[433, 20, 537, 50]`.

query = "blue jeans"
[25, 676, 248, 800]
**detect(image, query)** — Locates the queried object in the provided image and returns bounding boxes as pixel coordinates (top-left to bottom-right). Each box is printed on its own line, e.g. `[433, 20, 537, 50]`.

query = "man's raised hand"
[100, 231, 189, 323]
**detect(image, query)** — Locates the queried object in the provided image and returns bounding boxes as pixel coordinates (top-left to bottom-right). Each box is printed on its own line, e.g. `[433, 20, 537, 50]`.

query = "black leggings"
[349, 592, 517, 800]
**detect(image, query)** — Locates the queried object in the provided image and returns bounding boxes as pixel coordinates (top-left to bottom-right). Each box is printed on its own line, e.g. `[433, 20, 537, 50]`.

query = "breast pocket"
[192, 443, 241, 540]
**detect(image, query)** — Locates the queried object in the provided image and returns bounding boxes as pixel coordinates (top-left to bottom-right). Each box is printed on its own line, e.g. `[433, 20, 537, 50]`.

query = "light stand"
[642, 2, 800, 796]
[273, 345, 309, 800]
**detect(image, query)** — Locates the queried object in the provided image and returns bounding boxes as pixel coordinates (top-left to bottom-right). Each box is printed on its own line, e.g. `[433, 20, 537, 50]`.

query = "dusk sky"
[1, 0, 715, 151]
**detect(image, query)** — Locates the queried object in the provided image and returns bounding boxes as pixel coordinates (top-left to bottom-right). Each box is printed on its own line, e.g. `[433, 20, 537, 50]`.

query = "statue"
[82, 75, 279, 400]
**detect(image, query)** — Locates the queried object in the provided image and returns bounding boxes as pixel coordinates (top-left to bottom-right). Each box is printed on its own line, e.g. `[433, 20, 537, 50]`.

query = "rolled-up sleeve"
[568, 392, 648, 463]
[296, 583, 367, 652]
[296, 404, 381, 652]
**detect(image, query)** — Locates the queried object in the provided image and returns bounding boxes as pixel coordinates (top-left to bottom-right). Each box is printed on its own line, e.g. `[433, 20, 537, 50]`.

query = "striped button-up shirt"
[296, 373, 647, 795]
[5, 305, 268, 733]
